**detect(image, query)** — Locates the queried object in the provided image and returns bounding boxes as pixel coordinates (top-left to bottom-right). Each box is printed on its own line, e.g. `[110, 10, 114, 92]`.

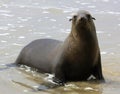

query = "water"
[0, 0, 120, 94]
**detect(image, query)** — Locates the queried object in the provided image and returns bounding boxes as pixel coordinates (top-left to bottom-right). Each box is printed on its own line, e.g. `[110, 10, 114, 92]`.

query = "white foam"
[42, 11, 49, 14]
[84, 87, 94, 91]
[101, 51, 107, 55]
[23, 90, 28, 92]
[18, 36, 25, 39]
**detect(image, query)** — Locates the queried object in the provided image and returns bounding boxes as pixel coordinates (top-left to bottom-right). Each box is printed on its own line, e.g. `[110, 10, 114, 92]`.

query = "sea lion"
[16, 10, 104, 83]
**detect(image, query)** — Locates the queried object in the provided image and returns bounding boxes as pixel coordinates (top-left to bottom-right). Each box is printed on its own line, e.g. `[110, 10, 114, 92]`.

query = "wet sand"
[0, 0, 120, 94]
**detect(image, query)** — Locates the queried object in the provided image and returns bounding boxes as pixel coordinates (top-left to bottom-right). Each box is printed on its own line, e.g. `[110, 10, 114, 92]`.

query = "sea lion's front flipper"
[92, 53, 105, 82]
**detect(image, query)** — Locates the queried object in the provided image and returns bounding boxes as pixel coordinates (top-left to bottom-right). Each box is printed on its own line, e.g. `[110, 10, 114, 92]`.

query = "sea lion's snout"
[75, 14, 89, 27]
[71, 14, 90, 27]
[79, 16, 87, 23]
[70, 10, 96, 24]
[70, 14, 88, 23]
[78, 14, 94, 24]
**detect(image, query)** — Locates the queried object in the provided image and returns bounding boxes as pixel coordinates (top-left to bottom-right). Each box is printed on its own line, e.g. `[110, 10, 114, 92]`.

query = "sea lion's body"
[16, 39, 63, 73]
[16, 10, 104, 83]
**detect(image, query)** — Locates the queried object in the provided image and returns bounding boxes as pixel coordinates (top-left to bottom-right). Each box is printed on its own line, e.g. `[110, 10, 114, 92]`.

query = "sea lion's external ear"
[92, 17, 96, 20]
[69, 18, 72, 21]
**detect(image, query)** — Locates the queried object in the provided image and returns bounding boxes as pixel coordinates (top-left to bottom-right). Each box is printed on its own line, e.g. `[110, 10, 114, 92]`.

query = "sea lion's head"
[70, 10, 96, 32]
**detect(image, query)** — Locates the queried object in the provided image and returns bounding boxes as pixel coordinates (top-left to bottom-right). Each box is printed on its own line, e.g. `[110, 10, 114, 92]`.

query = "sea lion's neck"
[71, 26, 98, 44]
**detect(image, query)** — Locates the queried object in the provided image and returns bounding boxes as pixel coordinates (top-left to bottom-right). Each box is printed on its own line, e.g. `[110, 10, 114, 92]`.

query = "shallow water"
[0, 0, 120, 94]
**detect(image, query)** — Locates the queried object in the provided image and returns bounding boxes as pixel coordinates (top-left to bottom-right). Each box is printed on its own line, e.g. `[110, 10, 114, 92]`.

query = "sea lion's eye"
[69, 15, 77, 21]
[86, 14, 96, 20]
[86, 14, 91, 19]
[73, 15, 77, 19]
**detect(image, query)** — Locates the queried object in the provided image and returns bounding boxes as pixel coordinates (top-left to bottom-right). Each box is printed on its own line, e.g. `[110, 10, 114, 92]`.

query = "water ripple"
[2, 4, 9, 8]
[50, 19, 56, 22]
[88, 6, 96, 8]
[1, 13, 14, 17]
[17, 17, 32, 22]
[12, 43, 23, 46]
[81, 3, 90, 5]
[0, 26, 9, 30]
[0, 10, 11, 13]
[1, 40, 7, 43]
[0, 33, 10, 36]
[97, 31, 104, 34]
[102, 0, 109, 2]
[7, 24, 15, 28]
[10, 29, 17, 31]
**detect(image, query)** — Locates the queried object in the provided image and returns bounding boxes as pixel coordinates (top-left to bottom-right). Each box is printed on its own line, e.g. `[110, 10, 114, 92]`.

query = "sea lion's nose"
[80, 17, 86, 21]
[80, 16, 87, 22]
